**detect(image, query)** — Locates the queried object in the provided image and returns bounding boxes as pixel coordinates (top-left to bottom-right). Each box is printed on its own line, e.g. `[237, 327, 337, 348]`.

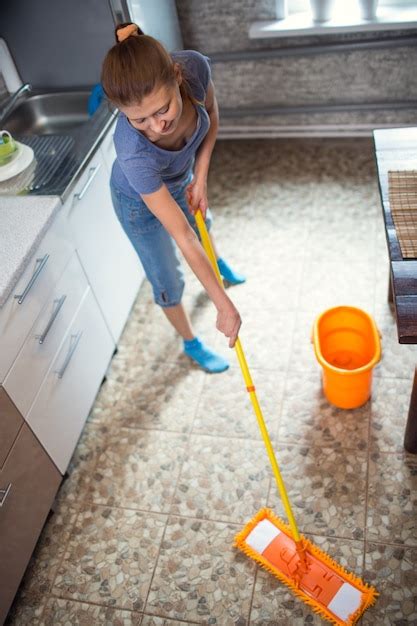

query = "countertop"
[0, 104, 117, 309]
[0, 195, 62, 308]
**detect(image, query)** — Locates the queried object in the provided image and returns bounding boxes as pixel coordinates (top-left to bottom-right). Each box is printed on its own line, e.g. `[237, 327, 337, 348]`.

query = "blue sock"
[183, 337, 229, 373]
[217, 258, 246, 285]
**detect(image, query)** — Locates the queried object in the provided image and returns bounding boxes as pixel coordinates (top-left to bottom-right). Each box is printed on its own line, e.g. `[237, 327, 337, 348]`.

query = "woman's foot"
[217, 258, 246, 285]
[183, 337, 229, 373]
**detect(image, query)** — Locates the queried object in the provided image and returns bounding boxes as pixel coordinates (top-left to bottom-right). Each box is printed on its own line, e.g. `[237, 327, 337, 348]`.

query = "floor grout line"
[362, 390, 373, 575]
[140, 362, 207, 616]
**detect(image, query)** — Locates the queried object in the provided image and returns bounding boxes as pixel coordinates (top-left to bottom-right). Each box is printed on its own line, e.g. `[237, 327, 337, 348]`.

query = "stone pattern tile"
[88, 430, 189, 513]
[278, 370, 370, 451]
[146, 516, 255, 625]
[367, 451, 417, 546]
[52, 506, 166, 612]
[373, 313, 417, 380]
[369, 377, 412, 453]
[192, 367, 283, 440]
[142, 617, 199, 626]
[110, 363, 206, 433]
[213, 309, 296, 372]
[41, 598, 143, 625]
[363, 543, 417, 625]
[171, 435, 271, 524]
[7, 139, 417, 625]
[267, 445, 367, 540]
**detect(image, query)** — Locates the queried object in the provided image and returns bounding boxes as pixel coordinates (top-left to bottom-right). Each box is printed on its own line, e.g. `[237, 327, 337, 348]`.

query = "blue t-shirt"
[110, 50, 211, 198]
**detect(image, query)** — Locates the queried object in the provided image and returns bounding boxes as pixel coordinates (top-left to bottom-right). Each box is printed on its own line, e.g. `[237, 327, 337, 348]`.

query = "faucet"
[0, 82, 31, 124]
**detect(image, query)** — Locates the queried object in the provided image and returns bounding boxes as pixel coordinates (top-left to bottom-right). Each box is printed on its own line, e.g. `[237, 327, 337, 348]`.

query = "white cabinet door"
[0, 213, 73, 382]
[100, 119, 117, 173]
[65, 150, 144, 343]
[26, 287, 114, 474]
[3, 252, 89, 417]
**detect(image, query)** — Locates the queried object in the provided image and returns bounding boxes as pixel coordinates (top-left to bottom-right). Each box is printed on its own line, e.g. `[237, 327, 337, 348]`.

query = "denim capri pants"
[110, 175, 213, 307]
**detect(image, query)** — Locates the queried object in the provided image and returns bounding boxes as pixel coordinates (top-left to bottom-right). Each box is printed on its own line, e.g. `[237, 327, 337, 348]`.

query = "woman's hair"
[101, 22, 198, 107]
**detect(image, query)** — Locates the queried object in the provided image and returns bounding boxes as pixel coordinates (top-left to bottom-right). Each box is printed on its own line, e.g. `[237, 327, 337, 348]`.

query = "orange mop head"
[235, 508, 377, 626]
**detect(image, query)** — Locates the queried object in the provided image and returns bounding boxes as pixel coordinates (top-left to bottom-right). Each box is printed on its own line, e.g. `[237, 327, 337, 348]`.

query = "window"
[250, 0, 417, 39]
[285, 0, 417, 19]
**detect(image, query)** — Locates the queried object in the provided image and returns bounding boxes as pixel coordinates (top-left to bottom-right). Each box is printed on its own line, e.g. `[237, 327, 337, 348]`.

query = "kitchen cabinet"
[0, 423, 61, 625]
[65, 122, 144, 344]
[26, 286, 114, 473]
[0, 118, 144, 623]
[0, 388, 23, 469]
[0, 212, 73, 382]
[3, 252, 89, 417]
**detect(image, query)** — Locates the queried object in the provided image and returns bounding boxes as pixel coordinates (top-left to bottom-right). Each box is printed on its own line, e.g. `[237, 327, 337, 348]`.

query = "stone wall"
[175, 0, 417, 135]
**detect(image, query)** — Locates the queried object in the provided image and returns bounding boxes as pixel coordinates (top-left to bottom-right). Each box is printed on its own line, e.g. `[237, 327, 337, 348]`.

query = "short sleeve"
[177, 50, 212, 101]
[193, 51, 212, 94]
[118, 153, 163, 195]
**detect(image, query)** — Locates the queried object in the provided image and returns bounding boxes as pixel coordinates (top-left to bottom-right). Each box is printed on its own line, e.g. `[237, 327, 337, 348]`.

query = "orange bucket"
[312, 306, 381, 409]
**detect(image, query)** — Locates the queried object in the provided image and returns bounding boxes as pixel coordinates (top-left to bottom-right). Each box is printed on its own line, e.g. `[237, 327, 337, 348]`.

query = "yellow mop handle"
[195, 209, 301, 544]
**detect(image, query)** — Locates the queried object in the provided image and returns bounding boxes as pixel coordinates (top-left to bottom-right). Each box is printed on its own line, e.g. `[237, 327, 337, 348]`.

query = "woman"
[101, 23, 244, 373]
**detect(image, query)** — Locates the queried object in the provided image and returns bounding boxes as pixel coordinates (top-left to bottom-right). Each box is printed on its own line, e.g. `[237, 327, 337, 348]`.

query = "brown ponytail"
[101, 22, 199, 108]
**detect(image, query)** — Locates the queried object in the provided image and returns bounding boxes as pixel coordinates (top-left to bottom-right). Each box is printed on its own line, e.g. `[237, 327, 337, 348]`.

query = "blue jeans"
[110, 177, 213, 307]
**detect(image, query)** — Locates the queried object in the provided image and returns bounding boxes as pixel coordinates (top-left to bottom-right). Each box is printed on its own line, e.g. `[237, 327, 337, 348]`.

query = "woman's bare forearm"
[178, 228, 232, 311]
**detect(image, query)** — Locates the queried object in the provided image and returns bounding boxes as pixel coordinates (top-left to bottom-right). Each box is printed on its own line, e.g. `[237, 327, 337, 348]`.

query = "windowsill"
[249, 6, 417, 39]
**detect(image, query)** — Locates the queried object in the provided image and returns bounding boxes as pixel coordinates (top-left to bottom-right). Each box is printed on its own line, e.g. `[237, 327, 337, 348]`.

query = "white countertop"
[0, 195, 62, 308]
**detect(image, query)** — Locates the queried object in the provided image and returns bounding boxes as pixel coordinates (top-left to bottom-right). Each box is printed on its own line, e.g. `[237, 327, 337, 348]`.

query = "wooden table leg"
[404, 367, 417, 453]
[388, 268, 393, 304]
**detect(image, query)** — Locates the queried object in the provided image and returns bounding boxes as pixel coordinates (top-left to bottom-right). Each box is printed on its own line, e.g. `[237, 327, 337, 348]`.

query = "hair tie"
[117, 23, 139, 43]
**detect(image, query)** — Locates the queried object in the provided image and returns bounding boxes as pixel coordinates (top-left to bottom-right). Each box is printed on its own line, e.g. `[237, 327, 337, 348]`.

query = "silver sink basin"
[3, 90, 91, 135]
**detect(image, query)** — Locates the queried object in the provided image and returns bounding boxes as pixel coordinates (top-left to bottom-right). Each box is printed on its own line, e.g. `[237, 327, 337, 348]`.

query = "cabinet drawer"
[0, 388, 23, 469]
[26, 288, 114, 474]
[4, 253, 89, 417]
[0, 423, 61, 625]
[0, 213, 73, 382]
[65, 150, 144, 343]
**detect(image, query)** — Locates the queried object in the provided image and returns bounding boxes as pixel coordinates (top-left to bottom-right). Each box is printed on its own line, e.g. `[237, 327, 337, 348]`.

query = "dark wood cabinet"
[0, 387, 23, 469]
[0, 423, 61, 624]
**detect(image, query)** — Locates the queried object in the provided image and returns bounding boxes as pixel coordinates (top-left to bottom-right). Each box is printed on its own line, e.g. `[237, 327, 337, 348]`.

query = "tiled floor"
[7, 138, 417, 625]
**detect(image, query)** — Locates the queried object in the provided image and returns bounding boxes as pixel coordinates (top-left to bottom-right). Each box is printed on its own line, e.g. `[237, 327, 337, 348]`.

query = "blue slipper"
[183, 337, 229, 373]
[217, 257, 246, 285]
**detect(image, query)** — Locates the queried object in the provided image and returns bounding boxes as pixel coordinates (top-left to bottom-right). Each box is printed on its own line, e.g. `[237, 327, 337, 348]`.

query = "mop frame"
[235, 508, 377, 626]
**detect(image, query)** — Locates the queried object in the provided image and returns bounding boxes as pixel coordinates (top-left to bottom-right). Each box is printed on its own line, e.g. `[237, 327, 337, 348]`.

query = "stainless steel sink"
[0, 87, 116, 197]
[2, 90, 91, 135]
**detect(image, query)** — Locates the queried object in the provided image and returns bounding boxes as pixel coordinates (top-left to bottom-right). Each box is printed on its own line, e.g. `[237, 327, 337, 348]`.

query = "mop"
[194, 209, 377, 626]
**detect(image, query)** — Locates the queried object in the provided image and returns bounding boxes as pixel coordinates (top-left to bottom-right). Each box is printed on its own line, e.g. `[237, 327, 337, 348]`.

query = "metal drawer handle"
[0, 483, 12, 507]
[38, 294, 67, 344]
[14, 254, 50, 305]
[55, 331, 83, 379]
[74, 164, 101, 201]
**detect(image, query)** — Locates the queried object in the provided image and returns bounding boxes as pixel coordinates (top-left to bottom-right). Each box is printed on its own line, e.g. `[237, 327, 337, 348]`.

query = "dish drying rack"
[0, 135, 78, 195]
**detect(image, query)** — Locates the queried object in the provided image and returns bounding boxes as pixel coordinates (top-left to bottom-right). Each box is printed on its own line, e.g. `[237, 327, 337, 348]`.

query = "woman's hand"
[186, 178, 208, 220]
[216, 300, 242, 348]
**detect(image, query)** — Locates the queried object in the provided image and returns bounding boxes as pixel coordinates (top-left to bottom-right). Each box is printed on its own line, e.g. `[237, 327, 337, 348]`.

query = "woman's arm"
[186, 80, 219, 217]
[141, 184, 241, 346]
[194, 80, 219, 182]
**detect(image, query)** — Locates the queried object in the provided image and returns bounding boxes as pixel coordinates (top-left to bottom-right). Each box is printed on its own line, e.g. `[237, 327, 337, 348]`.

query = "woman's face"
[120, 81, 183, 142]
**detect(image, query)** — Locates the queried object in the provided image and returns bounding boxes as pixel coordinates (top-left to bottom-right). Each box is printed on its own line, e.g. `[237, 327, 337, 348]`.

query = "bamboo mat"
[388, 170, 417, 259]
